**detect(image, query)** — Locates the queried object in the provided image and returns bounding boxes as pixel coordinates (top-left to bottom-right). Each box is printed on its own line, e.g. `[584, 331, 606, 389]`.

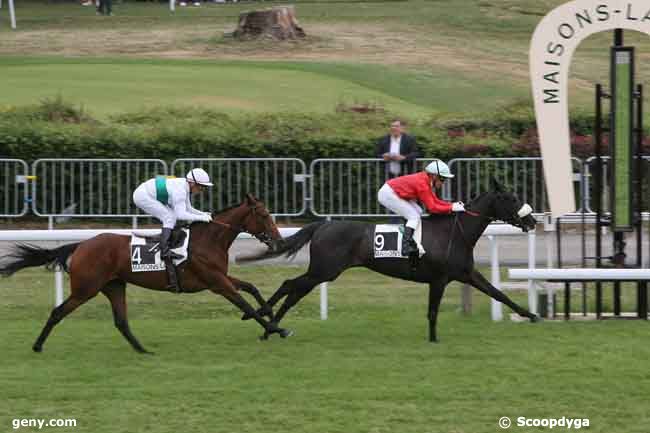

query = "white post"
[320, 282, 328, 320]
[489, 235, 502, 321]
[55, 265, 64, 307]
[8, 0, 16, 29]
[170, 0, 175, 12]
[319, 217, 330, 320]
[527, 231, 537, 315]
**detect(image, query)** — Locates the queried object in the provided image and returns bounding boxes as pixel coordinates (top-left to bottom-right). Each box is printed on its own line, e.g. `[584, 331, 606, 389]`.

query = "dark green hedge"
[0, 108, 516, 163]
[3, 99, 646, 164]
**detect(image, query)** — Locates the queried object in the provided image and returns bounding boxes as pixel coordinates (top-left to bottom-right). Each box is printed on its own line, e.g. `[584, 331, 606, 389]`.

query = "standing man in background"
[375, 119, 420, 222]
[375, 119, 420, 179]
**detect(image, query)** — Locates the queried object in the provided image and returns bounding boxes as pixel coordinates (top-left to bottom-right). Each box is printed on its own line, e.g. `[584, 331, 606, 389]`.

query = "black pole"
[556, 217, 562, 269]
[556, 217, 570, 319]
[636, 84, 647, 319]
[595, 84, 604, 319]
[615, 29, 623, 47]
[612, 30, 624, 316]
[581, 160, 587, 315]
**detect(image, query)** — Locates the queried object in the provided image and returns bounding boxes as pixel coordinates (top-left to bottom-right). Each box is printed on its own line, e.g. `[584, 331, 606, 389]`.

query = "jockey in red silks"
[377, 160, 465, 257]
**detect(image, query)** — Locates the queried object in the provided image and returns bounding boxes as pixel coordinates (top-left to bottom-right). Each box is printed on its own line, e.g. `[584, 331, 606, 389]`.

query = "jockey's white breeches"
[377, 183, 423, 230]
[133, 184, 177, 229]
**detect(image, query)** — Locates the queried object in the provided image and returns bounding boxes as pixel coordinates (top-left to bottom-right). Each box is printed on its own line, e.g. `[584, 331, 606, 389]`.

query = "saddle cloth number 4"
[131, 243, 165, 272]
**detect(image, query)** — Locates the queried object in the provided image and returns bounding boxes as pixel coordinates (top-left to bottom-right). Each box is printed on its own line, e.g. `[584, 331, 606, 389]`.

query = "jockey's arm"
[418, 187, 453, 214]
[171, 193, 211, 222]
[186, 200, 208, 216]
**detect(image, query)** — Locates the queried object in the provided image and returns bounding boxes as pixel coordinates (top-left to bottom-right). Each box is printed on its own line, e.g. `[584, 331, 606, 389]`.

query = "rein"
[212, 219, 242, 232]
[444, 209, 489, 263]
[209, 205, 274, 244]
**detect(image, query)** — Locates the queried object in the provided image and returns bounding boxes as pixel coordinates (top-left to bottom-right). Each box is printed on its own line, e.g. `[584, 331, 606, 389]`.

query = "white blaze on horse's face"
[518, 203, 533, 218]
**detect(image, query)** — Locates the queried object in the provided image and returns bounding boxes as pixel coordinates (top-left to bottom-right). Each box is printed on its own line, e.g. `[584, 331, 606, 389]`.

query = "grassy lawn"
[0, 57, 526, 118]
[1, 265, 649, 433]
[3, 0, 650, 118]
[0, 58, 434, 117]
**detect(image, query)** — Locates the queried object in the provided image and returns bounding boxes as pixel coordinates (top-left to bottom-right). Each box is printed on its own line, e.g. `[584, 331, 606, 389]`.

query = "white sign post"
[530, 0, 650, 217]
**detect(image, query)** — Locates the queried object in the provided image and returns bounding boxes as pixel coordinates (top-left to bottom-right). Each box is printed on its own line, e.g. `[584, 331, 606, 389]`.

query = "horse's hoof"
[241, 312, 253, 321]
[279, 329, 293, 338]
[259, 333, 270, 341]
[32, 345, 42, 353]
[140, 350, 155, 355]
[531, 315, 543, 323]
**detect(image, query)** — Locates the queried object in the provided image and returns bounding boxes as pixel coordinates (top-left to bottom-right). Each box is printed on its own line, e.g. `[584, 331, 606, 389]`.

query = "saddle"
[130, 227, 190, 273]
[132, 226, 188, 251]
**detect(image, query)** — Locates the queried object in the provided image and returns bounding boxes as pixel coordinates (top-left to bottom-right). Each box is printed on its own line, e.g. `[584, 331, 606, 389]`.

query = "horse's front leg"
[228, 276, 274, 320]
[427, 276, 449, 343]
[465, 269, 538, 321]
[209, 274, 292, 339]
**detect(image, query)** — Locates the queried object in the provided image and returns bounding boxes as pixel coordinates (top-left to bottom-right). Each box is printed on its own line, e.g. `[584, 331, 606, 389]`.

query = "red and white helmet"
[186, 168, 213, 187]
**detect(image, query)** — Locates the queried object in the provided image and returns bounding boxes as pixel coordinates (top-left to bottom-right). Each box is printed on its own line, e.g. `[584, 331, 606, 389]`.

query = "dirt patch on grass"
[0, 22, 531, 82]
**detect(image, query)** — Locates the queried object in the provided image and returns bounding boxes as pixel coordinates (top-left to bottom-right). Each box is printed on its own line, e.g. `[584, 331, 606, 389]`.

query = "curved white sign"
[530, 0, 650, 217]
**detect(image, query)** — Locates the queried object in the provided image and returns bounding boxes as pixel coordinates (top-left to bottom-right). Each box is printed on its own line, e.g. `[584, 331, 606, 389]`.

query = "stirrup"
[408, 251, 419, 271]
[402, 240, 417, 256]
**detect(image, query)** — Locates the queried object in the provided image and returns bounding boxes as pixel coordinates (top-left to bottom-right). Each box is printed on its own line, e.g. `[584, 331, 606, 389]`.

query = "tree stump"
[233, 6, 306, 40]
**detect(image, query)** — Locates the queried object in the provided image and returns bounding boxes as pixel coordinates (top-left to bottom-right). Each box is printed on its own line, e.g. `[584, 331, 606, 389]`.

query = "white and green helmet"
[424, 160, 454, 178]
[186, 168, 214, 187]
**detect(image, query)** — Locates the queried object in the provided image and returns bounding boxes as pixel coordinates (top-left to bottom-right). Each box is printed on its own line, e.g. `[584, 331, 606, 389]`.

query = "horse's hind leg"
[32, 293, 95, 353]
[101, 280, 151, 354]
[270, 274, 322, 325]
[262, 268, 342, 339]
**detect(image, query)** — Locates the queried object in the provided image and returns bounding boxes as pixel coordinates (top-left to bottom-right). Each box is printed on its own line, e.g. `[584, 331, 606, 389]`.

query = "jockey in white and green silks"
[132, 168, 213, 292]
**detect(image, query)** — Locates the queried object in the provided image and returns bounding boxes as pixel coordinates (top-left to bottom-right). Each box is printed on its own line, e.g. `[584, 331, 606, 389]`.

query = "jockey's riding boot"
[402, 226, 417, 257]
[160, 228, 181, 293]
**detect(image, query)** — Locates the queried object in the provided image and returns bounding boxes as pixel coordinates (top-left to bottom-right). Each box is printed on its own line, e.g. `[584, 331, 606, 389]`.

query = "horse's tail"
[237, 221, 327, 263]
[0, 243, 80, 277]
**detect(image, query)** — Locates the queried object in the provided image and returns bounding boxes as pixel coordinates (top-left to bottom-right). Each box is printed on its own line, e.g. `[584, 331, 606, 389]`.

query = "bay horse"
[0, 194, 290, 354]
[241, 179, 539, 341]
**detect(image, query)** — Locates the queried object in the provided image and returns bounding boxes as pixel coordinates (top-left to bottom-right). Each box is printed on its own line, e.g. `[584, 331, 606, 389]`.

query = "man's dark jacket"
[375, 133, 420, 177]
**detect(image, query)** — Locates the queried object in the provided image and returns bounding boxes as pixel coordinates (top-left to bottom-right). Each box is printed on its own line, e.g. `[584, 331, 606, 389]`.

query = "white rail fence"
[0, 224, 538, 321]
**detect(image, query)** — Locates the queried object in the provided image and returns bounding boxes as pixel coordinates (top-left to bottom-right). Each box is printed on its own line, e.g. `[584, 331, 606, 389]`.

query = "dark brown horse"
[0, 194, 290, 354]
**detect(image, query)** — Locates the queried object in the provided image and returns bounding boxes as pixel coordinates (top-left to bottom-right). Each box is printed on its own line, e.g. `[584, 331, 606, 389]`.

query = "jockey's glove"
[452, 202, 465, 212]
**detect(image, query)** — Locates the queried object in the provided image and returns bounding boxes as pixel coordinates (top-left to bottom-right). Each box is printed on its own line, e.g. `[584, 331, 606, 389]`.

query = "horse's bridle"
[444, 199, 530, 263]
[211, 204, 276, 247]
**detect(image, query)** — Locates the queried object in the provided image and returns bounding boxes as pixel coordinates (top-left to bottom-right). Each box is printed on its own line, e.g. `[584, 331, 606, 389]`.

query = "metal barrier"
[0, 159, 29, 217]
[31, 159, 168, 217]
[446, 157, 584, 214]
[171, 158, 307, 216]
[13, 156, 650, 220]
[309, 158, 437, 217]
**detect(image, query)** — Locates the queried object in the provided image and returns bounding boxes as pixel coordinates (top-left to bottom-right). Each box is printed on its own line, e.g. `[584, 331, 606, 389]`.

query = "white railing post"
[9, 0, 16, 29]
[489, 235, 502, 321]
[319, 217, 331, 320]
[55, 265, 64, 307]
[527, 231, 537, 315]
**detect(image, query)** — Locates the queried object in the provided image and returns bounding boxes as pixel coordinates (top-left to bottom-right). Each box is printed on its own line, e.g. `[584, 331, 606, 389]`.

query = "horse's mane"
[211, 203, 241, 217]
